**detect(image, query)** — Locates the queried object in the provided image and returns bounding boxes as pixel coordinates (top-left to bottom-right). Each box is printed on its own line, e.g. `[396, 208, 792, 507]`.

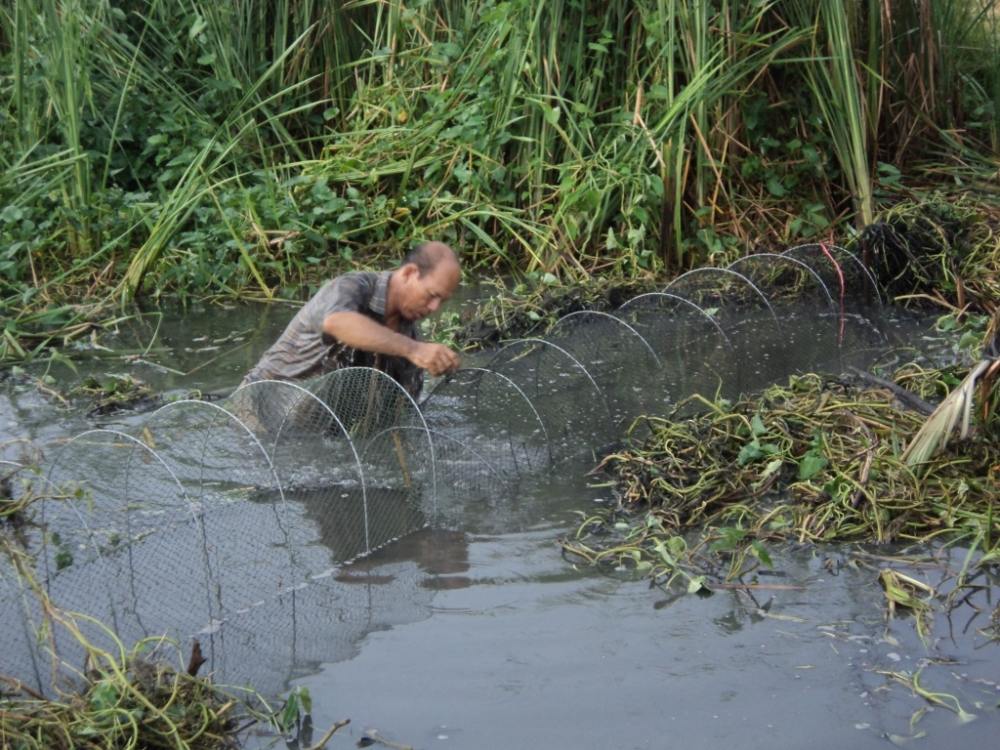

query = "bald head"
[391, 241, 461, 322]
[402, 241, 459, 277]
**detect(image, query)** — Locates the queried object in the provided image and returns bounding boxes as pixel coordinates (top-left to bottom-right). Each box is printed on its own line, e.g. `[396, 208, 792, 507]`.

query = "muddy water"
[2, 302, 998, 749]
[272, 533, 998, 750]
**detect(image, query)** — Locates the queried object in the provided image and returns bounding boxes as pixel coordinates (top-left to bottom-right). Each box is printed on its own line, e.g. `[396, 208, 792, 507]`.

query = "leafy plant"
[276, 685, 312, 737]
[2, 1, 1000, 363]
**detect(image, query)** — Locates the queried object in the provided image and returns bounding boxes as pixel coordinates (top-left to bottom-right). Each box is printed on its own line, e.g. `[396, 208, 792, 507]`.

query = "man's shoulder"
[313, 270, 377, 301]
[321, 269, 379, 289]
[336, 269, 380, 282]
[306, 269, 391, 317]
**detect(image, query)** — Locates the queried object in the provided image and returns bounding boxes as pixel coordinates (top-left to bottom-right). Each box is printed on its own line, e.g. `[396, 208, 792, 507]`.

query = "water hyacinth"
[564, 368, 1000, 586]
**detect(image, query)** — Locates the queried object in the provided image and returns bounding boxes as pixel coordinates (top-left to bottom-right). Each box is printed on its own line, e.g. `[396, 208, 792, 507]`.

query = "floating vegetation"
[0, 489, 346, 750]
[0, 548, 256, 750]
[879, 568, 936, 641]
[0, 584, 343, 750]
[563, 369, 1000, 591]
[0, 645, 249, 750]
[876, 667, 978, 724]
[69, 374, 156, 415]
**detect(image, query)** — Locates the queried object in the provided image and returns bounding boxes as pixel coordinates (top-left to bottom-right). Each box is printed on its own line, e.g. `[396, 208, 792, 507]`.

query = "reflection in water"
[339, 530, 471, 588]
[201, 527, 470, 696]
[288, 486, 428, 565]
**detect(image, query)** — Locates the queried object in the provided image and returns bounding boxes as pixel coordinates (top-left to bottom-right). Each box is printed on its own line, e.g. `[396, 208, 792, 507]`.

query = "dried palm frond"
[902, 359, 993, 468]
[980, 358, 1000, 423]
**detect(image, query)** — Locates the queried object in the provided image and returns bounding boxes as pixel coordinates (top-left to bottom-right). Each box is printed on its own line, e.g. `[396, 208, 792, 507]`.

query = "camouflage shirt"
[242, 271, 422, 396]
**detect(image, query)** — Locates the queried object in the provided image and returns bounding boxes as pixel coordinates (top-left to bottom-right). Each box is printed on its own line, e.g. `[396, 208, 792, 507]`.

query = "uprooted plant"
[563, 368, 999, 597]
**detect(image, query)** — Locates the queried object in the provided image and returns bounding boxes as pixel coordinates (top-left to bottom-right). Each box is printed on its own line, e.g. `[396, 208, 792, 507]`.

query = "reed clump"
[563, 370, 999, 583]
[3, 1, 1000, 365]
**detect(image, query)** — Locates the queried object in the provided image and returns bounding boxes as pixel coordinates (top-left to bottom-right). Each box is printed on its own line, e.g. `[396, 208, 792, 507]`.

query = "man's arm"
[323, 311, 460, 376]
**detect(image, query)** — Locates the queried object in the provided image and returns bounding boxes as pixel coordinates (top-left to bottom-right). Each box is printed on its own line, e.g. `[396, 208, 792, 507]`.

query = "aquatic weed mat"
[0, 482, 277, 750]
[563, 371, 1000, 587]
[0, 649, 253, 750]
[0, 570, 265, 750]
[562, 370, 1000, 731]
[862, 196, 1000, 309]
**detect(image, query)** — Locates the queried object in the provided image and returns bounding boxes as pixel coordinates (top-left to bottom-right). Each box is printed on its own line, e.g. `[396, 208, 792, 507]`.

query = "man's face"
[399, 261, 460, 321]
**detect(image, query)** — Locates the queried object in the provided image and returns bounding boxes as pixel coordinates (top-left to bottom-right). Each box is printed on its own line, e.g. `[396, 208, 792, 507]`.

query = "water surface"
[2, 299, 997, 750]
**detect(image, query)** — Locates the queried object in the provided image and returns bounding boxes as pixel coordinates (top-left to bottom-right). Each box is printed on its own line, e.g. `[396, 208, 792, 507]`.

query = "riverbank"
[4, 1, 1000, 365]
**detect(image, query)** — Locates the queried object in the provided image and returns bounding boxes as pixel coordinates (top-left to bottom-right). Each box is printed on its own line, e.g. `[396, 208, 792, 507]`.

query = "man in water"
[242, 241, 461, 397]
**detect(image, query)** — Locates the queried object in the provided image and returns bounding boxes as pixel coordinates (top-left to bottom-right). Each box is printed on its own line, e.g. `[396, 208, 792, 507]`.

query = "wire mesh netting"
[312, 367, 436, 556]
[544, 311, 660, 427]
[2, 248, 901, 694]
[484, 338, 614, 458]
[783, 243, 884, 307]
[138, 401, 293, 612]
[39, 430, 214, 689]
[422, 367, 551, 472]
[728, 253, 836, 310]
[664, 267, 780, 331]
[0, 461, 51, 691]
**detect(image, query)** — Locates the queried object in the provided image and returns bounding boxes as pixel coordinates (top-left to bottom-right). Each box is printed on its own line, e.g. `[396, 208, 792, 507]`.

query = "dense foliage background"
[1, 0, 998, 357]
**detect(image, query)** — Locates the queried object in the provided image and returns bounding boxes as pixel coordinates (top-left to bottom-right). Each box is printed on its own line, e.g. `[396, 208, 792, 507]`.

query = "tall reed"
[0, 0, 997, 319]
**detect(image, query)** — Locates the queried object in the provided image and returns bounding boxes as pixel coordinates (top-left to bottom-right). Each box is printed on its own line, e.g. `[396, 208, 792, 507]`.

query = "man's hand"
[408, 342, 460, 376]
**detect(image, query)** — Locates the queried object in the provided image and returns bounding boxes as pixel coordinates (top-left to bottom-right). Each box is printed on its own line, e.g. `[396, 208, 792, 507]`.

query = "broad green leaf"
[738, 440, 763, 465]
[280, 692, 300, 731]
[89, 679, 119, 711]
[766, 176, 787, 197]
[188, 14, 207, 40]
[0, 206, 24, 223]
[653, 540, 675, 566]
[667, 536, 687, 557]
[797, 452, 828, 480]
[751, 541, 773, 568]
[687, 575, 706, 594]
[710, 526, 747, 552]
[298, 686, 312, 714]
